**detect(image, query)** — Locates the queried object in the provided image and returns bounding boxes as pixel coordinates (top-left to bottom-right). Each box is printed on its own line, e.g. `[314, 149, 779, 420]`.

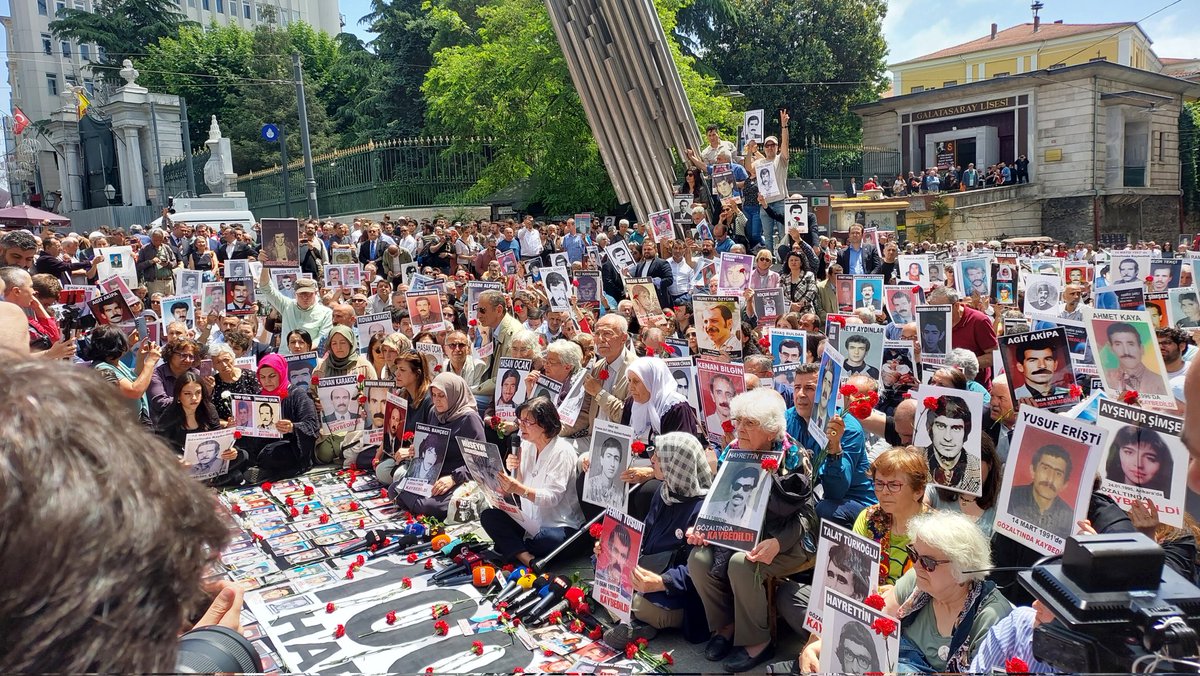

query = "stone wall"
[1042, 195, 1094, 243]
[860, 111, 899, 150]
[1101, 195, 1181, 244]
[949, 198, 1043, 241]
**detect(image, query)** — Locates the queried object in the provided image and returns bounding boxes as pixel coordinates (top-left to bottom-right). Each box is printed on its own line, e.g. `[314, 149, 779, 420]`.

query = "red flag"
[12, 107, 29, 135]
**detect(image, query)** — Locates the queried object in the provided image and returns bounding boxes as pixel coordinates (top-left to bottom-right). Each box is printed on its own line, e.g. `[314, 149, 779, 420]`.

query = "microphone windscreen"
[517, 574, 535, 589]
[473, 565, 496, 587]
[507, 566, 529, 582]
[564, 587, 585, 606]
[431, 533, 452, 550]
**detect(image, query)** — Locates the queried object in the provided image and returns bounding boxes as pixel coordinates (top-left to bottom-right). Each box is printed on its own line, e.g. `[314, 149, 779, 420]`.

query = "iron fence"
[238, 138, 496, 219]
[789, 143, 901, 190]
[163, 149, 212, 199]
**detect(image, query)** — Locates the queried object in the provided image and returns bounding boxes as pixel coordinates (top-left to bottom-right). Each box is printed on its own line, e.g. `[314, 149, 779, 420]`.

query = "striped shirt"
[967, 606, 1057, 673]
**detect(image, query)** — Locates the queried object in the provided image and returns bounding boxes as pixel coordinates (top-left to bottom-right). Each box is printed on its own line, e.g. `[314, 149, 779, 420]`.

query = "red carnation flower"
[830, 315, 847, 327]
[864, 593, 885, 610]
[232, 430, 242, 440]
[901, 391, 912, 399]
[839, 383, 857, 397]
[548, 610, 563, 625]
[598, 369, 610, 380]
[761, 457, 779, 471]
[1005, 657, 1030, 674]
[356, 554, 365, 566]
[1069, 384, 1083, 398]
[1145, 275, 1154, 283]
[231, 504, 242, 515]
[631, 440, 646, 456]
[425, 669, 433, 675]
[345, 570, 354, 580]
[407, 553, 419, 563]
[589, 522, 604, 539]
[625, 643, 638, 659]
[433, 619, 449, 635]
[758, 337, 770, 349]
[303, 484, 314, 496]
[569, 619, 585, 633]
[251, 532, 264, 541]
[514, 669, 524, 674]
[380, 488, 389, 500]
[285, 496, 295, 507]
[636, 637, 648, 647]
[575, 602, 590, 615]
[1122, 390, 1139, 404]
[289, 507, 299, 517]
[261, 481, 273, 492]
[543, 648, 555, 657]
[357, 373, 367, 382]
[386, 610, 398, 625]
[319, 514, 331, 524]
[326, 602, 336, 613]
[349, 501, 360, 511]
[721, 419, 734, 434]
[425, 559, 434, 570]
[358, 395, 368, 404]
[471, 640, 484, 655]
[358, 518, 366, 528]
[334, 624, 346, 638]
[469, 318, 478, 327]
[311, 374, 320, 386]
[589, 626, 603, 639]
[923, 396, 939, 410]
[572, 279, 580, 287]
[848, 399, 874, 420]
[403, 431, 415, 442]
[871, 617, 897, 636]
[661, 652, 674, 665]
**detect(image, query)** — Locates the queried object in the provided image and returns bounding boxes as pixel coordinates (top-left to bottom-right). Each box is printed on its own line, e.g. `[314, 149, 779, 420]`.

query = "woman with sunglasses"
[801, 511, 1011, 674]
[686, 388, 816, 673]
[366, 333, 390, 377]
[480, 396, 584, 567]
[147, 337, 203, 426]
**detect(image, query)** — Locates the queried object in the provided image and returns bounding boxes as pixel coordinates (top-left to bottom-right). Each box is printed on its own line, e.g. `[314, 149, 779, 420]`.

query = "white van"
[150, 196, 257, 242]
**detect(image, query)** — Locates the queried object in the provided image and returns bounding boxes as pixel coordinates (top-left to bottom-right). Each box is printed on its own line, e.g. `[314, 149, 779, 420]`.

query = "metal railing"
[237, 137, 496, 219]
[789, 143, 902, 190]
[163, 148, 212, 198]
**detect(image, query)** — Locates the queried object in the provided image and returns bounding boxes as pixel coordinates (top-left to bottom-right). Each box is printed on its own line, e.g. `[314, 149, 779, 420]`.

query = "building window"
[84, 79, 94, 94]
[992, 72, 1009, 78]
[1124, 118, 1149, 187]
[1089, 56, 1108, 63]
[202, 0, 209, 9]
[38, 0, 48, 15]
[46, 73, 58, 96]
[910, 86, 925, 93]
[216, 0, 224, 12]
[56, 1, 66, 14]
[97, 46, 106, 61]
[61, 41, 71, 58]
[80, 44, 90, 61]
[942, 80, 958, 87]
[243, 1, 251, 18]
[41, 34, 52, 55]
[188, 0, 195, 6]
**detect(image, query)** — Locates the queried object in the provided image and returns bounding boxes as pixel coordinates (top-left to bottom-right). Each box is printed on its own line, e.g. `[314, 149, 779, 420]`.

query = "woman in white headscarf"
[395, 371, 485, 520]
[621, 356, 702, 445]
[614, 356, 708, 520]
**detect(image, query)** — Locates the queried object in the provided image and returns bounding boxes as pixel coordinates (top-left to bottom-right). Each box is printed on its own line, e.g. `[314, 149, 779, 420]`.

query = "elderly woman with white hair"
[801, 510, 1012, 674]
[687, 388, 816, 673]
[532, 340, 592, 452]
[945, 347, 991, 408]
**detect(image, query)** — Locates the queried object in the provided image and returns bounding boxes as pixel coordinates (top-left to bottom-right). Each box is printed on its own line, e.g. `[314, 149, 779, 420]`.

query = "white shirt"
[669, 257, 693, 295]
[399, 235, 419, 256]
[515, 437, 584, 534]
[517, 227, 543, 258]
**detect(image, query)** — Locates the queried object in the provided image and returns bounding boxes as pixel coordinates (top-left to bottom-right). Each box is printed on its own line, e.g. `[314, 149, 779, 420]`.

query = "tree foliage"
[700, 0, 889, 145]
[1182, 102, 1200, 224]
[138, 22, 340, 173]
[422, 0, 734, 214]
[50, 0, 196, 83]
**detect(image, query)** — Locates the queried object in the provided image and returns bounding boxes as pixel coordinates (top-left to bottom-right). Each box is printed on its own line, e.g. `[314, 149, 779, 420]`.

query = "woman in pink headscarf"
[241, 353, 321, 484]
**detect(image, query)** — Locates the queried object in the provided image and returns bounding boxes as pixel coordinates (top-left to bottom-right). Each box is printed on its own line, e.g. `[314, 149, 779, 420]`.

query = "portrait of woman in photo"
[1104, 425, 1174, 498]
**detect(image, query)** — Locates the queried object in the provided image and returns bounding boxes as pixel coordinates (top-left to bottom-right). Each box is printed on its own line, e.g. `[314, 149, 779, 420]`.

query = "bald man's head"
[893, 398, 917, 445]
[0, 301, 31, 360]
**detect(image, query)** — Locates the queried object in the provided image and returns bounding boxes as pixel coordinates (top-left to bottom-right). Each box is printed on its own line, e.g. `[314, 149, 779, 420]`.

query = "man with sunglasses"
[708, 466, 761, 530]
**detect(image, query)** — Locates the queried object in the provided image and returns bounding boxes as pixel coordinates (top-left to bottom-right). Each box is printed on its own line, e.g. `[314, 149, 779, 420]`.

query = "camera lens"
[175, 625, 262, 674]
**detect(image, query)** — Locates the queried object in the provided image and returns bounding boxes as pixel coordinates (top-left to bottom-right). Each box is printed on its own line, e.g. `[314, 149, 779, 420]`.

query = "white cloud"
[1143, 12, 1200, 60]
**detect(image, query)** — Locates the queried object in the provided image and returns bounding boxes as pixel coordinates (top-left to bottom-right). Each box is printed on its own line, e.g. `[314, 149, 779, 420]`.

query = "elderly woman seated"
[801, 510, 1012, 673]
[687, 388, 816, 673]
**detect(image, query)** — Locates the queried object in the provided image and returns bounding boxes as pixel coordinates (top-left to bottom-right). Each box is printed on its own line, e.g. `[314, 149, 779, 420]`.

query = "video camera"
[1020, 533, 1200, 673]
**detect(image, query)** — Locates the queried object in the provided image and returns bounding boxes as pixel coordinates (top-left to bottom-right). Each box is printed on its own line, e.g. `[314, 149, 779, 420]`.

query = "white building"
[1, 0, 342, 203]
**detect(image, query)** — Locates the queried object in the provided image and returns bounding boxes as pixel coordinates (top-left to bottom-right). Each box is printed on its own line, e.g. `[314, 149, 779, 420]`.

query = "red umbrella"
[0, 204, 70, 227]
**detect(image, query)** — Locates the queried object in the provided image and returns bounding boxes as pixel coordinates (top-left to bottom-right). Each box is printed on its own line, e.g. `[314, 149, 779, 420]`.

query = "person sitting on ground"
[240, 354, 320, 484]
[154, 371, 246, 486]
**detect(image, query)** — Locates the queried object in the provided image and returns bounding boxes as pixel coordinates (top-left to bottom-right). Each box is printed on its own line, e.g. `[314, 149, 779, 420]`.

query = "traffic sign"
[261, 124, 280, 142]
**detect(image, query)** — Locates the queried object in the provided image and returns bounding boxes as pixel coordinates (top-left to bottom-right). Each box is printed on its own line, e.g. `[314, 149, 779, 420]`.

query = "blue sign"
[260, 124, 280, 142]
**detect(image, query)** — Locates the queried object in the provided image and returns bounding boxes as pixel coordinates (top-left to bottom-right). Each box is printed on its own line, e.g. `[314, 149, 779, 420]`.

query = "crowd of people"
[4, 135, 1200, 674]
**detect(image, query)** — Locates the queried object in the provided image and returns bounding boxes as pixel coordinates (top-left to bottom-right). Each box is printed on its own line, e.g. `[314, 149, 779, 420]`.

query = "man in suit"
[594, 233, 626, 303]
[322, 386, 356, 423]
[835, 223, 881, 276]
[629, 240, 672, 310]
[583, 313, 636, 424]
[358, 224, 386, 268]
[215, 227, 254, 264]
[473, 290, 525, 401]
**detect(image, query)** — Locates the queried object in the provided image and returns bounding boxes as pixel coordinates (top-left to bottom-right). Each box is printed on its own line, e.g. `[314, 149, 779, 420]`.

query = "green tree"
[355, 0, 438, 140]
[50, 0, 196, 83]
[423, 0, 733, 214]
[700, 0, 888, 146]
[138, 22, 342, 172]
[1181, 102, 1200, 225]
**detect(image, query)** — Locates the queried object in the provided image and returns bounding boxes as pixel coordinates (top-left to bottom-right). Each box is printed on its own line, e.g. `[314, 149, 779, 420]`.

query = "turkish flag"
[12, 107, 29, 135]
